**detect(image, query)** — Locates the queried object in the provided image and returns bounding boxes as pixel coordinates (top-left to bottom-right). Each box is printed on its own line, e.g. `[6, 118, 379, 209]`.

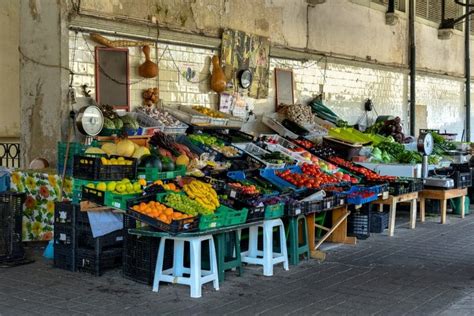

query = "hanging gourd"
[139, 45, 158, 78]
[210, 55, 226, 93]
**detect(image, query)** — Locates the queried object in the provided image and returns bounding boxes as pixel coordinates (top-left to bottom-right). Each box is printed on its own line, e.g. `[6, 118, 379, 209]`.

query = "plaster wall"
[19, 0, 69, 166]
[0, 1, 20, 138]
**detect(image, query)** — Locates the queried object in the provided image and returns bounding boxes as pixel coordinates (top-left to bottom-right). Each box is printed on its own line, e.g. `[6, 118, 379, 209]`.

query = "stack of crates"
[122, 215, 173, 285]
[0, 192, 26, 263]
[54, 202, 123, 276]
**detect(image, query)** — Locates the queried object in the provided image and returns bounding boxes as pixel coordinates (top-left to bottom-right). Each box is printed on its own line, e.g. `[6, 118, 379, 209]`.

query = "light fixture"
[438, 28, 454, 40]
[385, 12, 399, 25]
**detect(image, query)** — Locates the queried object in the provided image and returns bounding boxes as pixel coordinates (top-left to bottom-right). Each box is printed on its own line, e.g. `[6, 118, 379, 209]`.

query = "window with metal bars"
[416, 0, 464, 30]
[371, 0, 406, 12]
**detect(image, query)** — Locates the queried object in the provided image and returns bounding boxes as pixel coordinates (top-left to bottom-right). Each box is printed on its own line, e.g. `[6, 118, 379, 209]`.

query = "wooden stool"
[370, 192, 418, 237]
[419, 188, 468, 224]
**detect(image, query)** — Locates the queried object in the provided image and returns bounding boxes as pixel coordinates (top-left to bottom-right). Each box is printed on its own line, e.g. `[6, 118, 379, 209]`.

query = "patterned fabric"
[10, 170, 72, 242]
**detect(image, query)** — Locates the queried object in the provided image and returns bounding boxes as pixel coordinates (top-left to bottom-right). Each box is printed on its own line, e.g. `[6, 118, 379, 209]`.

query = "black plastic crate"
[54, 244, 76, 272]
[76, 224, 124, 251]
[126, 194, 199, 234]
[73, 155, 138, 181]
[54, 224, 75, 247]
[54, 202, 89, 226]
[286, 199, 322, 216]
[370, 212, 389, 233]
[0, 192, 25, 261]
[321, 196, 336, 211]
[76, 247, 123, 276]
[348, 211, 370, 239]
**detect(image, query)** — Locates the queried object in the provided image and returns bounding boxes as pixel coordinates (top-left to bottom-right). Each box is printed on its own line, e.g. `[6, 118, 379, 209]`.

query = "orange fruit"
[158, 214, 167, 222]
[167, 183, 176, 190]
[164, 208, 173, 216]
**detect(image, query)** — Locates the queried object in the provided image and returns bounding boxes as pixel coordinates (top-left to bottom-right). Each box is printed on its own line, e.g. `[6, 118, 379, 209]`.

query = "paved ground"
[2, 210, 474, 315]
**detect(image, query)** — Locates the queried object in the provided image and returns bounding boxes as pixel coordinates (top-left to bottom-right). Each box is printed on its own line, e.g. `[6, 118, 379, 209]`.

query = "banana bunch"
[183, 180, 220, 212]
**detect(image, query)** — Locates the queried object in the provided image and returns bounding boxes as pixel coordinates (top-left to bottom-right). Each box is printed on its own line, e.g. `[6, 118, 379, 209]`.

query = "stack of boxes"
[54, 201, 123, 276]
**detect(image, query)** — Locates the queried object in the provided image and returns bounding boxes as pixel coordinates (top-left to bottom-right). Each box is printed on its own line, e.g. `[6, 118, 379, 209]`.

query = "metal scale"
[419, 132, 455, 188]
[74, 105, 104, 144]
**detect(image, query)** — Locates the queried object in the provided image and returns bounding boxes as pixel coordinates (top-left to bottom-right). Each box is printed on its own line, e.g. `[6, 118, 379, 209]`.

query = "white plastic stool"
[153, 235, 219, 298]
[241, 219, 289, 276]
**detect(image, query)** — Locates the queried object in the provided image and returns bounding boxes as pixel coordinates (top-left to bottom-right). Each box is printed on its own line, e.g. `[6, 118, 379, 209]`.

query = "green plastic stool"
[213, 231, 242, 282]
[315, 212, 327, 238]
[286, 214, 310, 265]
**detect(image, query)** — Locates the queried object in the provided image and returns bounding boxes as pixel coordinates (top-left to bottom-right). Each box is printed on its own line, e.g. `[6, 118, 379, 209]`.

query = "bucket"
[450, 196, 470, 216]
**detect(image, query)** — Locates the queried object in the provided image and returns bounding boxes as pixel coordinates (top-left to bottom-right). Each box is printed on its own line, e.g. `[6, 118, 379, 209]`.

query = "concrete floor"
[1, 211, 474, 315]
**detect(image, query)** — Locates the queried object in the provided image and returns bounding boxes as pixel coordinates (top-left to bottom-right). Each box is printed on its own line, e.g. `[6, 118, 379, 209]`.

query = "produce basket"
[188, 138, 244, 160]
[81, 187, 141, 210]
[199, 211, 226, 231]
[264, 202, 285, 219]
[234, 143, 291, 169]
[322, 137, 362, 160]
[181, 106, 229, 126]
[138, 165, 186, 181]
[73, 155, 138, 181]
[226, 171, 279, 197]
[337, 186, 378, 205]
[132, 111, 164, 135]
[259, 168, 304, 192]
[222, 205, 248, 226]
[126, 194, 199, 234]
[210, 130, 255, 143]
[166, 106, 211, 126]
[262, 113, 299, 139]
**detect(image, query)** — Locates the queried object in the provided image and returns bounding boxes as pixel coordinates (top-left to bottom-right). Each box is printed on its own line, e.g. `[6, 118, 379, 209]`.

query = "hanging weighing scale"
[419, 132, 455, 188]
[75, 105, 104, 144]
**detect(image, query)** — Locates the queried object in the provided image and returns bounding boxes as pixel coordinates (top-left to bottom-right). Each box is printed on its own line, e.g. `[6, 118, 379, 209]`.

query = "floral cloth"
[10, 170, 72, 242]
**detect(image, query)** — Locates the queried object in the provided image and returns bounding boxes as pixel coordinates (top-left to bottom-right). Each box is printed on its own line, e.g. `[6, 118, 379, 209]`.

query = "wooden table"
[370, 191, 419, 237]
[419, 188, 468, 224]
[306, 206, 357, 259]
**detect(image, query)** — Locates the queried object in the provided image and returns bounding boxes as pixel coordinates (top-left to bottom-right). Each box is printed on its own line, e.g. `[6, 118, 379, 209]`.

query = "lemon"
[115, 183, 126, 193]
[117, 157, 125, 161]
[133, 182, 141, 192]
[100, 157, 109, 165]
[107, 181, 117, 192]
[86, 183, 95, 189]
[121, 178, 131, 184]
[126, 183, 134, 193]
[96, 182, 107, 191]
[110, 158, 118, 165]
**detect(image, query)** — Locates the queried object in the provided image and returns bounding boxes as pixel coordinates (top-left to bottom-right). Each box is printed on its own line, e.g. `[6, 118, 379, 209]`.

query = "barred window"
[417, 0, 464, 30]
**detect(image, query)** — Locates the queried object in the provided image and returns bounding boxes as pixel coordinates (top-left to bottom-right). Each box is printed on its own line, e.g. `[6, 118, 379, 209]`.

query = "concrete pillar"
[19, 0, 69, 167]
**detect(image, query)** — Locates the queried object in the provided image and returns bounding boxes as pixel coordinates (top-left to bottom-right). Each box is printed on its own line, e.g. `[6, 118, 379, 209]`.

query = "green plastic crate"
[199, 211, 226, 230]
[104, 191, 141, 210]
[221, 205, 248, 226]
[265, 202, 285, 219]
[138, 165, 186, 181]
[72, 189, 82, 204]
[57, 142, 86, 175]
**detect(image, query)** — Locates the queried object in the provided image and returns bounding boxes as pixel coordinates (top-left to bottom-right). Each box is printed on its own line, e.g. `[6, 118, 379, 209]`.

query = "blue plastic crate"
[226, 171, 278, 197]
[338, 186, 378, 205]
[0, 172, 10, 192]
[259, 168, 305, 192]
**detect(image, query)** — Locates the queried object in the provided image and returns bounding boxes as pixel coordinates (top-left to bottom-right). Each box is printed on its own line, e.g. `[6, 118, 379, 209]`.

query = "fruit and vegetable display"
[165, 193, 213, 216]
[183, 180, 220, 212]
[188, 134, 241, 158]
[366, 117, 404, 143]
[192, 106, 226, 118]
[137, 106, 186, 128]
[327, 157, 396, 182]
[372, 141, 441, 164]
[228, 182, 260, 195]
[99, 105, 140, 134]
[85, 178, 144, 195]
[131, 200, 192, 224]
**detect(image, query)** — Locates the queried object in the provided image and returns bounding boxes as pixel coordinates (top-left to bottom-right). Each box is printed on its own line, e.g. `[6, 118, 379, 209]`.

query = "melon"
[116, 139, 135, 157]
[101, 143, 117, 156]
[176, 154, 190, 166]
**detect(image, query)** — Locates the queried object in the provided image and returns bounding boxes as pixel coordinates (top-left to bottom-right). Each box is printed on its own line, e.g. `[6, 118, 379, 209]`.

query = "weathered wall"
[70, 31, 219, 109]
[19, 0, 69, 166]
[0, 1, 20, 138]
